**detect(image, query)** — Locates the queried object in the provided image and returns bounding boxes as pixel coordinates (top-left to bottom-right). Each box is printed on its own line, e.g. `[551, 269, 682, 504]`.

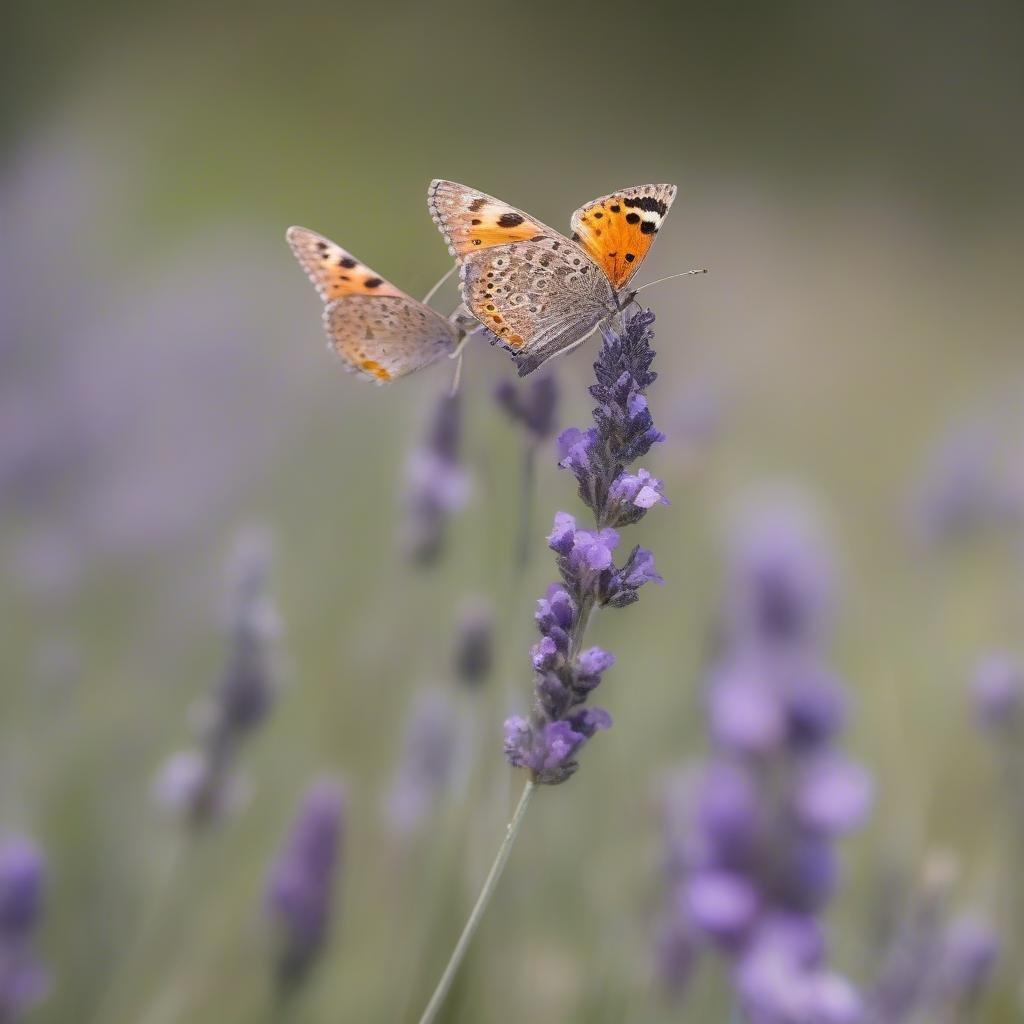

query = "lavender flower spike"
[266, 777, 346, 992]
[656, 502, 868, 1014]
[0, 838, 49, 1022]
[154, 527, 281, 828]
[505, 308, 668, 785]
[403, 390, 469, 566]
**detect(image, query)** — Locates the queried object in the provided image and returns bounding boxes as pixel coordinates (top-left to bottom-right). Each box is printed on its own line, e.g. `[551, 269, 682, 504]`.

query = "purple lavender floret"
[969, 652, 1023, 732]
[656, 503, 868, 1013]
[266, 778, 346, 991]
[494, 374, 559, 441]
[453, 599, 494, 688]
[0, 838, 49, 1021]
[505, 309, 668, 785]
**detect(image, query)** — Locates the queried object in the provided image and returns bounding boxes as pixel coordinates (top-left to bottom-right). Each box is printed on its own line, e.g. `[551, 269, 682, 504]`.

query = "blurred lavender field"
[3, 2, 1024, 1022]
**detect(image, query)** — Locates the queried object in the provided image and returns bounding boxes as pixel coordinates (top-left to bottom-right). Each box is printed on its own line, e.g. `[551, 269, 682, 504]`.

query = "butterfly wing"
[570, 184, 677, 290]
[428, 179, 557, 256]
[322, 295, 459, 382]
[460, 238, 617, 376]
[428, 181, 616, 374]
[287, 225, 409, 301]
[287, 226, 457, 382]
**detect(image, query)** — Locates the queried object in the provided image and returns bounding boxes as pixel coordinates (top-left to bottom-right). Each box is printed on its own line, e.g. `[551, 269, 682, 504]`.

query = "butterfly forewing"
[570, 184, 677, 290]
[428, 180, 557, 257]
[287, 226, 408, 301]
[287, 225, 458, 383]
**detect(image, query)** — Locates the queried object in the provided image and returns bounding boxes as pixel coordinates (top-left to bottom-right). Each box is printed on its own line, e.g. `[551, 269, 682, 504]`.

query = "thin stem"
[416, 778, 535, 1024]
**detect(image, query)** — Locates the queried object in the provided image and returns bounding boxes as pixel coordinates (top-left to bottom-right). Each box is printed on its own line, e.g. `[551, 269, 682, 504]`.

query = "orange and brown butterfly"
[286, 226, 461, 383]
[428, 181, 677, 375]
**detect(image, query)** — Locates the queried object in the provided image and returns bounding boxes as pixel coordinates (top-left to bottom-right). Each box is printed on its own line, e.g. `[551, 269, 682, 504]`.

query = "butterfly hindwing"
[287, 226, 458, 383]
[323, 295, 459, 383]
[460, 238, 616, 375]
[570, 184, 677, 290]
[287, 226, 407, 302]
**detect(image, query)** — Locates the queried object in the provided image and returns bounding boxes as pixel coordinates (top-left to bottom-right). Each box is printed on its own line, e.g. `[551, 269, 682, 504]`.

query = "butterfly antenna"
[422, 265, 457, 306]
[633, 268, 708, 294]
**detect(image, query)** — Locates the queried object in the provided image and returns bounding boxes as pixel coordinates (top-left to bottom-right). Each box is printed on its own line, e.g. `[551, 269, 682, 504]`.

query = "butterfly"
[428, 180, 677, 376]
[287, 225, 465, 383]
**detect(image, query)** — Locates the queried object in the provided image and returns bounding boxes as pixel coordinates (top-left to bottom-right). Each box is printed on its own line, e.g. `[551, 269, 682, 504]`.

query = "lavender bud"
[384, 689, 459, 837]
[938, 915, 999, 1001]
[685, 870, 759, 946]
[785, 663, 848, 746]
[403, 391, 469, 566]
[494, 374, 559, 440]
[266, 778, 346, 990]
[547, 510, 577, 556]
[453, 600, 494, 688]
[969, 653, 1023, 731]
[0, 841, 44, 940]
[793, 755, 874, 835]
[0, 838, 49, 1020]
[217, 528, 279, 734]
[726, 502, 835, 653]
[694, 761, 762, 865]
[152, 750, 248, 825]
[707, 660, 785, 755]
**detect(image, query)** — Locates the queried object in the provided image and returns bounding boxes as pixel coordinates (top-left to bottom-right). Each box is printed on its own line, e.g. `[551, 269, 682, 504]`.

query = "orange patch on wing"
[287, 226, 406, 302]
[570, 185, 676, 290]
[360, 359, 391, 380]
[428, 181, 551, 256]
[452, 218, 544, 254]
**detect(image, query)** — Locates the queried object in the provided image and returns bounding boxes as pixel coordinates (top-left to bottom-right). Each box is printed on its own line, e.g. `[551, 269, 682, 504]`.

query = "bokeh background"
[4, 1, 1024, 1021]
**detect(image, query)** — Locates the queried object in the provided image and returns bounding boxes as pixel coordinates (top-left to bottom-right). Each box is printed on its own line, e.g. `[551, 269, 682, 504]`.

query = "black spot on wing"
[498, 212, 525, 228]
[469, 197, 486, 212]
[364, 277, 384, 289]
[640, 221, 657, 235]
[339, 256, 357, 268]
[625, 213, 641, 225]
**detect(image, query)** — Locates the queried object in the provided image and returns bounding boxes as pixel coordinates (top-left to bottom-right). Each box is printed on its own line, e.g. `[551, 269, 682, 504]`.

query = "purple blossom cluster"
[657, 504, 872, 1022]
[0, 838, 48, 1022]
[969, 652, 1024, 830]
[266, 778, 346, 991]
[909, 412, 1024, 549]
[154, 529, 281, 827]
[403, 391, 469, 566]
[504, 309, 666, 785]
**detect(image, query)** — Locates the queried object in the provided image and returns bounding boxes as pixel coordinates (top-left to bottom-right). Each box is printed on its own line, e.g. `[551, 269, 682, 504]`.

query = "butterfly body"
[287, 226, 459, 383]
[428, 180, 676, 375]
